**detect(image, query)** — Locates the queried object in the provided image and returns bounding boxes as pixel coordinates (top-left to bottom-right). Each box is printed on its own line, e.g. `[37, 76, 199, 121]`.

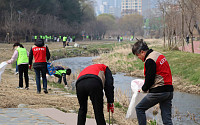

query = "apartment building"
[121, 0, 142, 16]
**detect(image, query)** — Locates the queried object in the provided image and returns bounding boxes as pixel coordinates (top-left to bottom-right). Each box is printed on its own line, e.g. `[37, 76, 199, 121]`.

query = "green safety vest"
[40, 35, 42, 39]
[43, 36, 45, 39]
[63, 36, 67, 41]
[34, 36, 37, 39]
[59, 36, 61, 39]
[16, 47, 28, 65]
[86, 36, 89, 38]
[55, 70, 66, 76]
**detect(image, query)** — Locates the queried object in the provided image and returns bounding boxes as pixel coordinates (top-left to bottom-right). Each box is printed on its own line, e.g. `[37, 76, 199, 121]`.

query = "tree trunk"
[191, 34, 194, 53]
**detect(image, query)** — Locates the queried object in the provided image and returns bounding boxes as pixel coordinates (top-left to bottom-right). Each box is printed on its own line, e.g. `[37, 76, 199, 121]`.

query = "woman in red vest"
[29, 39, 50, 94]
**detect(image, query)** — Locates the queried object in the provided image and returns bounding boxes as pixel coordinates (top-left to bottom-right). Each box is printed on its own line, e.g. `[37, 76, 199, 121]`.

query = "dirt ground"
[0, 41, 137, 125]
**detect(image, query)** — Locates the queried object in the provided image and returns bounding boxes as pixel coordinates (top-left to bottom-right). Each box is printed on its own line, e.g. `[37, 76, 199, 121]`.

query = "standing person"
[54, 66, 71, 88]
[7, 43, 29, 89]
[76, 64, 114, 125]
[29, 39, 50, 94]
[63, 36, 67, 48]
[117, 35, 120, 42]
[67, 36, 71, 46]
[186, 35, 189, 44]
[132, 39, 174, 125]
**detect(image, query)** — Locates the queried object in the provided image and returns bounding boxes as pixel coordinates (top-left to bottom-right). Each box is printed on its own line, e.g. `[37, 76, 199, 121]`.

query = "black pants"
[18, 64, 29, 88]
[76, 78, 106, 125]
[54, 73, 67, 85]
[63, 41, 66, 48]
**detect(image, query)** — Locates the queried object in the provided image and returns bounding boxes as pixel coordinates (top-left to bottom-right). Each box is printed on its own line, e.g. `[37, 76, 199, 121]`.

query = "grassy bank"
[94, 40, 200, 92]
[50, 41, 128, 60]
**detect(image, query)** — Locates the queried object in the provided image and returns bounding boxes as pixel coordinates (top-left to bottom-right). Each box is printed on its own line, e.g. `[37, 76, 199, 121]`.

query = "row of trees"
[0, 0, 144, 42]
[156, 0, 200, 52]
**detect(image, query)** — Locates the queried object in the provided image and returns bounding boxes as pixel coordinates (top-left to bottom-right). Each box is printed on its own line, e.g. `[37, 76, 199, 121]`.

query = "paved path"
[0, 108, 62, 125]
[0, 108, 116, 125]
[179, 41, 200, 53]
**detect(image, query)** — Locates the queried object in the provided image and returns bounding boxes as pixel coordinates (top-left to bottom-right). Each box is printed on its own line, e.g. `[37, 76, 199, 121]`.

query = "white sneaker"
[64, 85, 68, 88]
[16, 87, 23, 89]
[15, 72, 19, 75]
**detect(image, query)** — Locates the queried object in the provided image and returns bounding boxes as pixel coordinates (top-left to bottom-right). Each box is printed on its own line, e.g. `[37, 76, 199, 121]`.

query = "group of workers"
[7, 38, 174, 125]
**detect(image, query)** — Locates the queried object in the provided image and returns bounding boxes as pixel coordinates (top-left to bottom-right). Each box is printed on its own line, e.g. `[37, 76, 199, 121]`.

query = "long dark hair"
[13, 42, 24, 49]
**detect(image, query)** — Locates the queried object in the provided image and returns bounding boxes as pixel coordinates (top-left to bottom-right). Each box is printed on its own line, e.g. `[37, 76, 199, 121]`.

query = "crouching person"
[76, 64, 114, 125]
[54, 66, 71, 88]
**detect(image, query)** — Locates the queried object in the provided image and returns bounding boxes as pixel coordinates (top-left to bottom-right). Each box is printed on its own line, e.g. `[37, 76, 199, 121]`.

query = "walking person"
[63, 36, 67, 48]
[54, 66, 71, 88]
[29, 39, 50, 94]
[76, 64, 114, 125]
[132, 39, 174, 125]
[7, 43, 29, 89]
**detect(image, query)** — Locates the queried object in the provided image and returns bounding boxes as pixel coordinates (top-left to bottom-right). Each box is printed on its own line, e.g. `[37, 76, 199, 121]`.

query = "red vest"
[77, 64, 107, 84]
[32, 45, 47, 63]
[144, 51, 172, 89]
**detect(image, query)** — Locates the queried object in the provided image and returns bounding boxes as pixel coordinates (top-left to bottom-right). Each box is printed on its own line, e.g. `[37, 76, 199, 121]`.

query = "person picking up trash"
[7, 43, 29, 90]
[54, 66, 71, 88]
[132, 39, 174, 125]
[76, 64, 114, 125]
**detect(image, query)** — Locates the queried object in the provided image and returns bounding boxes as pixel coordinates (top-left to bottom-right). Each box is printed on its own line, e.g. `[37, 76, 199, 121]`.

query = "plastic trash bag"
[126, 79, 154, 119]
[0, 62, 8, 83]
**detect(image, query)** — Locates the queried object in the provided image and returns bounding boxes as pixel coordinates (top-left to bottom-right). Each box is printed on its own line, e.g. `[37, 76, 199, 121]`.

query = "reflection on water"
[55, 56, 200, 125]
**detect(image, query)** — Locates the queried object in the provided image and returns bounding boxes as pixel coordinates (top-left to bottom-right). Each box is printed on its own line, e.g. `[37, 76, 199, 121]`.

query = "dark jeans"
[76, 78, 106, 125]
[54, 73, 67, 85]
[18, 64, 29, 88]
[34, 67, 47, 92]
[135, 92, 173, 125]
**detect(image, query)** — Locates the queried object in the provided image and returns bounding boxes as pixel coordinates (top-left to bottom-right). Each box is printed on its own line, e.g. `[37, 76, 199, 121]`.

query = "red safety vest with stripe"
[144, 51, 172, 89]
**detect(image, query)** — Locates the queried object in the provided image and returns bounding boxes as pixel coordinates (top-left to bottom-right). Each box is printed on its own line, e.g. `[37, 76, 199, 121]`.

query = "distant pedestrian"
[186, 35, 189, 44]
[63, 36, 67, 48]
[29, 39, 50, 94]
[76, 64, 114, 125]
[117, 35, 120, 42]
[7, 43, 29, 89]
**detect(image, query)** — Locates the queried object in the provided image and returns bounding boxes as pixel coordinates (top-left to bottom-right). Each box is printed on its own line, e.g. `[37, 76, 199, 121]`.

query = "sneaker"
[37, 91, 41, 94]
[64, 85, 68, 89]
[25, 87, 29, 90]
[15, 72, 19, 75]
[44, 89, 48, 94]
[16, 87, 23, 89]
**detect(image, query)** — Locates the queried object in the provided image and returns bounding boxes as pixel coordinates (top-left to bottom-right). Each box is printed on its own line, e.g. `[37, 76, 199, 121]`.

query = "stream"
[54, 56, 200, 125]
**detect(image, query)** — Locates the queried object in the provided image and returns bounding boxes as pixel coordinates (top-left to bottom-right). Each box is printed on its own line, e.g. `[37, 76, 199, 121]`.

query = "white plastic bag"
[0, 62, 8, 83]
[126, 79, 154, 119]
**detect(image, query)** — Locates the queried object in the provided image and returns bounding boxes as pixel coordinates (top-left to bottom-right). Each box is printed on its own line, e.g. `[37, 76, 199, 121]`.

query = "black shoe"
[44, 89, 48, 94]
